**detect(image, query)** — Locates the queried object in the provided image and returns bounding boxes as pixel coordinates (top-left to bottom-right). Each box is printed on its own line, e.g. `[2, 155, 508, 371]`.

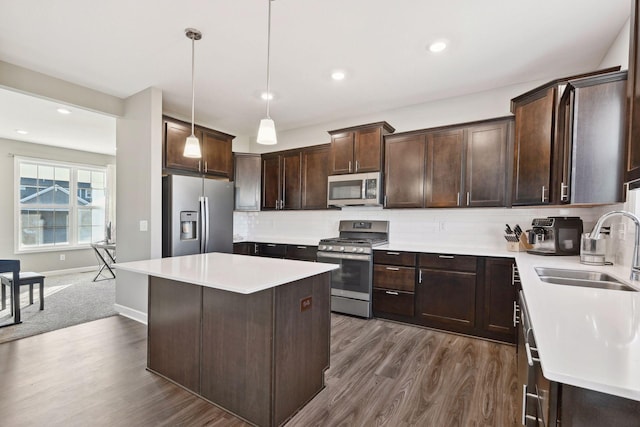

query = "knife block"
[506, 241, 527, 252]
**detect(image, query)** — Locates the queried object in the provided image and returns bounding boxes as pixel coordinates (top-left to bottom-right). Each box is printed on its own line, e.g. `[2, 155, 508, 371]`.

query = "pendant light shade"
[257, 0, 277, 145]
[184, 28, 202, 158]
[257, 118, 277, 145]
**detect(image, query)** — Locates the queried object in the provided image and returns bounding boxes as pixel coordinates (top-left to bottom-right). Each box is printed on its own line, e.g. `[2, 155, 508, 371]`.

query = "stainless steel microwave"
[327, 172, 382, 207]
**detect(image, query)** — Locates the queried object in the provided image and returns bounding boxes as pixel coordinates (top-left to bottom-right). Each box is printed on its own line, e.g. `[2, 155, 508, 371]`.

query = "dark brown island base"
[116, 252, 338, 427]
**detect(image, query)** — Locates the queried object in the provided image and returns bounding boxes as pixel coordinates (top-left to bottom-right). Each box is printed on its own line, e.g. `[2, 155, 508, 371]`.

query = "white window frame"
[14, 156, 109, 254]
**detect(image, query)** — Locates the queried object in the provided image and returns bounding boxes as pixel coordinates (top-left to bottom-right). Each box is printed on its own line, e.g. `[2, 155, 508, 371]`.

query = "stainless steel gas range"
[317, 220, 389, 318]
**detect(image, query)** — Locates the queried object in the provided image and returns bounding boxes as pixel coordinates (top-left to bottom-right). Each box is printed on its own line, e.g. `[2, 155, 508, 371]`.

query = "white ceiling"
[0, 0, 631, 154]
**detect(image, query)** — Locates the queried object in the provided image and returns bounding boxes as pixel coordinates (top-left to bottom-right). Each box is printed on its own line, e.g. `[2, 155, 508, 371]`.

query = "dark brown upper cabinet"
[510, 67, 620, 205]
[234, 153, 261, 211]
[384, 117, 512, 209]
[627, 0, 640, 183]
[261, 150, 302, 210]
[301, 144, 330, 210]
[261, 144, 330, 211]
[328, 122, 395, 175]
[163, 116, 235, 180]
[556, 71, 626, 204]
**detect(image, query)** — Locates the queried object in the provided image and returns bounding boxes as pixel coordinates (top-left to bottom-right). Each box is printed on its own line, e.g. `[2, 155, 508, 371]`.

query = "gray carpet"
[0, 271, 117, 344]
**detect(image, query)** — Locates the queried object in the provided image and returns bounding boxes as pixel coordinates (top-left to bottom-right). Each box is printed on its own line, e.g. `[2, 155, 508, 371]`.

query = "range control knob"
[338, 246, 345, 252]
[357, 247, 365, 253]
[319, 245, 326, 251]
[351, 247, 358, 252]
[327, 246, 334, 251]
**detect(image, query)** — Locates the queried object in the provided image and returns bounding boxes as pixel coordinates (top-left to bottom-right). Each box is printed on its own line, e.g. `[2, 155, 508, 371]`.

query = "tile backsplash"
[234, 206, 607, 252]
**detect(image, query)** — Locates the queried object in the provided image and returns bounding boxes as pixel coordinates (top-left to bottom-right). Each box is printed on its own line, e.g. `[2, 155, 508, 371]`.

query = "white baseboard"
[41, 266, 97, 276]
[114, 304, 148, 325]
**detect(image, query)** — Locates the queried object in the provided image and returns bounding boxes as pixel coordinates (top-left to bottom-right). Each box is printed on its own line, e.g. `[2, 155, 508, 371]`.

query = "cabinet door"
[262, 154, 281, 210]
[329, 132, 354, 175]
[234, 154, 261, 211]
[165, 120, 201, 172]
[354, 127, 383, 172]
[301, 146, 329, 209]
[416, 268, 476, 332]
[465, 121, 509, 207]
[425, 129, 464, 207]
[282, 151, 302, 210]
[384, 134, 426, 208]
[202, 131, 232, 178]
[512, 88, 554, 205]
[482, 258, 516, 343]
[627, 0, 640, 182]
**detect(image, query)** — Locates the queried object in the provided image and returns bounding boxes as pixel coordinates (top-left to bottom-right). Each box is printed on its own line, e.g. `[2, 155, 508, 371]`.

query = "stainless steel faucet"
[590, 210, 640, 281]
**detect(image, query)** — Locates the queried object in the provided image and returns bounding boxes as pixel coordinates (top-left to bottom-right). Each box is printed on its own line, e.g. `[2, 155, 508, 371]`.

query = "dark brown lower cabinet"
[147, 273, 331, 427]
[285, 244, 317, 261]
[372, 251, 417, 320]
[416, 268, 477, 333]
[480, 257, 517, 343]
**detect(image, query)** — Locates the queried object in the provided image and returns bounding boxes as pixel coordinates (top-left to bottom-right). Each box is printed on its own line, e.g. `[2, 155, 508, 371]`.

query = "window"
[16, 157, 108, 252]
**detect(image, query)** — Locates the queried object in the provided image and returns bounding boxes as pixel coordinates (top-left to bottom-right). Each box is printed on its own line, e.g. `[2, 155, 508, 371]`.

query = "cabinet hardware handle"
[438, 255, 455, 259]
[466, 191, 470, 206]
[384, 195, 387, 207]
[348, 161, 352, 173]
[385, 291, 399, 296]
[198, 160, 202, 172]
[204, 161, 208, 173]
[456, 192, 460, 206]
[355, 160, 359, 172]
[522, 385, 542, 425]
[254, 243, 259, 254]
[541, 185, 547, 203]
[525, 343, 540, 366]
[513, 301, 520, 327]
[267, 244, 277, 247]
[386, 267, 400, 271]
[511, 264, 520, 285]
[561, 182, 569, 202]
[296, 246, 307, 249]
[386, 252, 400, 255]
[418, 270, 423, 283]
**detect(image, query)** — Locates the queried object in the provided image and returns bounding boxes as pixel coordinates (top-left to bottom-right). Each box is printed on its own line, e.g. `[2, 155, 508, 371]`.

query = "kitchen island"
[116, 252, 338, 427]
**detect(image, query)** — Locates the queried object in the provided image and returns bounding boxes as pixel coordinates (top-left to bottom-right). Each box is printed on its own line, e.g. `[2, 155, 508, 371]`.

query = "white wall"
[114, 87, 163, 323]
[599, 17, 630, 69]
[0, 138, 115, 272]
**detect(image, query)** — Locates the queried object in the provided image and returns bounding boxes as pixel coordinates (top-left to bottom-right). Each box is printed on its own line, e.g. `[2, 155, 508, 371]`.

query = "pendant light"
[257, 0, 277, 145]
[183, 28, 203, 158]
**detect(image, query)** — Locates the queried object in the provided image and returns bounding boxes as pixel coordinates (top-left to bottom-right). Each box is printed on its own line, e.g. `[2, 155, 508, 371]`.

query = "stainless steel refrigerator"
[162, 175, 234, 257]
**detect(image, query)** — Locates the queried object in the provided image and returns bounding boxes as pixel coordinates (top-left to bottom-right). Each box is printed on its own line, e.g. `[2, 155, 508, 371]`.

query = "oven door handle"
[317, 252, 371, 261]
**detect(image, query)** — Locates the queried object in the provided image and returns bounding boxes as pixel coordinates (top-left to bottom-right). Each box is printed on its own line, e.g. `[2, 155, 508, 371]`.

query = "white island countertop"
[513, 253, 640, 402]
[116, 252, 338, 294]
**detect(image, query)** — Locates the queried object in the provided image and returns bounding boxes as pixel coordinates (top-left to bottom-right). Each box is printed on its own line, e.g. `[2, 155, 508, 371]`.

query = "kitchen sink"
[534, 267, 638, 292]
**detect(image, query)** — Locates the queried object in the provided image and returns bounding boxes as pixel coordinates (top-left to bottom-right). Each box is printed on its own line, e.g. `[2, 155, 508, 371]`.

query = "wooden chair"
[0, 260, 21, 325]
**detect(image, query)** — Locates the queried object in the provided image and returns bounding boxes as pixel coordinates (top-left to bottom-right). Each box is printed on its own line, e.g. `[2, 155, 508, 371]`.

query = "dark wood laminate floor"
[0, 314, 517, 427]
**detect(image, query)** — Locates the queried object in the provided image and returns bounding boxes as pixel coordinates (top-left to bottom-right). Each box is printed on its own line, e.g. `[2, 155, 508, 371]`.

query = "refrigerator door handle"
[199, 196, 206, 253]
[204, 196, 211, 253]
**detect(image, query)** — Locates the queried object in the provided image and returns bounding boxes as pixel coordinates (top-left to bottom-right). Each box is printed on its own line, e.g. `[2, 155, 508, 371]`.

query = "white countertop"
[513, 253, 640, 401]
[115, 252, 338, 294]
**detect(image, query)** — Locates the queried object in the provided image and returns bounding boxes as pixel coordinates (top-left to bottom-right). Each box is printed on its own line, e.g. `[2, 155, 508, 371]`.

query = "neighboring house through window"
[15, 157, 108, 252]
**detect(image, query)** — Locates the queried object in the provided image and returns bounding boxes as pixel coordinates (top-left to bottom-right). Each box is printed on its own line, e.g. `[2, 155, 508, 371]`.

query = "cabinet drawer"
[373, 250, 417, 266]
[286, 245, 318, 261]
[373, 288, 414, 317]
[258, 243, 286, 258]
[373, 265, 415, 292]
[418, 253, 477, 272]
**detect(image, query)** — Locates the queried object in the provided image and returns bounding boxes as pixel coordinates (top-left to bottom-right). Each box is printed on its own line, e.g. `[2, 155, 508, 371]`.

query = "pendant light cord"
[265, 0, 273, 119]
[190, 34, 196, 137]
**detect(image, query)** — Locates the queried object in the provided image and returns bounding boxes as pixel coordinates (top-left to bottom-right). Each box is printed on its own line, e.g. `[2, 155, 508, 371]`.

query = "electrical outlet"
[59, 254, 65, 261]
[139, 220, 148, 232]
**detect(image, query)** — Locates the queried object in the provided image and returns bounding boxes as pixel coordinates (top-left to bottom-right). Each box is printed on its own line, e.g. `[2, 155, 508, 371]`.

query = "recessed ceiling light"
[16, 129, 28, 135]
[57, 108, 71, 114]
[331, 71, 346, 81]
[261, 92, 274, 101]
[428, 40, 448, 53]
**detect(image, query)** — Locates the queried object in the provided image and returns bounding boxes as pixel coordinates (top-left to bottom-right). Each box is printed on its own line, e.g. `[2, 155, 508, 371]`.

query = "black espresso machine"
[527, 217, 583, 256]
